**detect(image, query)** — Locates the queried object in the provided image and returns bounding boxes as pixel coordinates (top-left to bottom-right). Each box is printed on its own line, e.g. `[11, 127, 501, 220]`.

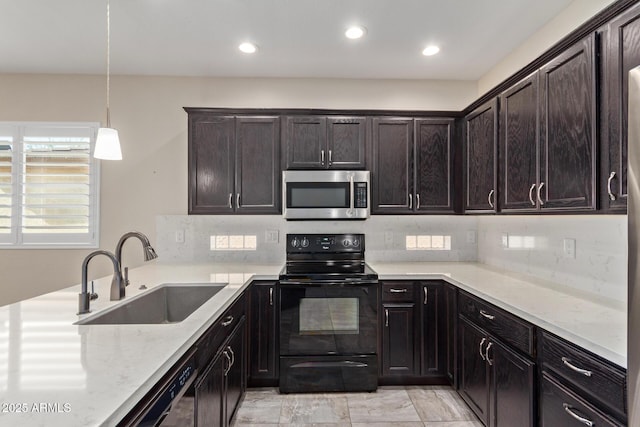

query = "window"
[0, 122, 100, 248]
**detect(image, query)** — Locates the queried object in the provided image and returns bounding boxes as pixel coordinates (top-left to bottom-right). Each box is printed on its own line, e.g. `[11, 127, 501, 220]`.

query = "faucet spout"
[115, 231, 158, 287]
[78, 250, 123, 314]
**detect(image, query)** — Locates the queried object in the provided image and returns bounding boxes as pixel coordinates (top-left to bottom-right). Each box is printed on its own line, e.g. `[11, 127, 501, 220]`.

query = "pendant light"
[94, 0, 122, 160]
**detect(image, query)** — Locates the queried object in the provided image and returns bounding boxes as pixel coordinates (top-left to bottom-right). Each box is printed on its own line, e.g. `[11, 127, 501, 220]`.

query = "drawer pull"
[221, 315, 234, 327]
[479, 310, 495, 320]
[485, 342, 493, 366]
[479, 337, 487, 361]
[389, 288, 408, 293]
[561, 357, 592, 377]
[562, 403, 594, 426]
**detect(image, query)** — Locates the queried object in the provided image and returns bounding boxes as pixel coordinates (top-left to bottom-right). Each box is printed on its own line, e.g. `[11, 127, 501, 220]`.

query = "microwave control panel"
[354, 182, 368, 208]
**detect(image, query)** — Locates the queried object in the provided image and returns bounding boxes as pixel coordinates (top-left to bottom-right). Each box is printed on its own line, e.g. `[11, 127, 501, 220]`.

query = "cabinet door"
[235, 117, 281, 213]
[539, 34, 596, 210]
[489, 339, 535, 427]
[326, 117, 366, 169]
[603, 3, 640, 211]
[415, 119, 455, 212]
[465, 99, 498, 212]
[284, 116, 327, 169]
[195, 350, 226, 427]
[499, 73, 540, 212]
[225, 318, 246, 426]
[458, 317, 490, 426]
[188, 115, 235, 214]
[371, 118, 414, 213]
[248, 282, 278, 385]
[382, 303, 417, 376]
[420, 282, 447, 377]
[445, 284, 458, 387]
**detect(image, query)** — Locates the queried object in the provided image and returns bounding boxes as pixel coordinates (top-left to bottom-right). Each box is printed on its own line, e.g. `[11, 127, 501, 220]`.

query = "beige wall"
[0, 74, 477, 306]
[478, 0, 617, 96]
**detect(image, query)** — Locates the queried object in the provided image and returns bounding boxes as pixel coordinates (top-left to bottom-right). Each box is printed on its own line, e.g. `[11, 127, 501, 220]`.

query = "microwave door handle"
[350, 175, 354, 210]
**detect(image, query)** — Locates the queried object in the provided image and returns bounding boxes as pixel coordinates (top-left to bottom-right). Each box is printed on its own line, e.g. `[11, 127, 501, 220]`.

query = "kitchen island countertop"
[0, 261, 626, 426]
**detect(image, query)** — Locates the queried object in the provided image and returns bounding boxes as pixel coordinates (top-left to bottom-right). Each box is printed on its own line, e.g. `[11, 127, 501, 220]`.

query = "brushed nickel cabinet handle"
[228, 193, 233, 209]
[479, 337, 487, 361]
[321, 149, 325, 165]
[269, 287, 273, 306]
[223, 350, 232, 376]
[423, 286, 428, 304]
[329, 149, 332, 165]
[409, 194, 413, 210]
[236, 193, 240, 209]
[227, 345, 235, 367]
[416, 193, 420, 210]
[561, 357, 592, 377]
[529, 183, 536, 206]
[537, 182, 545, 205]
[389, 288, 408, 293]
[562, 404, 594, 426]
[385, 309, 389, 327]
[488, 190, 495, 208]
[221, 315, 234, 326]
[608, 171, 617, 201]
[485, 342, 493, 366]
[479, 309, 495, 320]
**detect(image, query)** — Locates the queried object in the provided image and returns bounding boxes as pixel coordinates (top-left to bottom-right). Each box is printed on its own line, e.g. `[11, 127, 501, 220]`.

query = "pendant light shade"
[94, 0, 122, 160]
[94, 127, 122, 160]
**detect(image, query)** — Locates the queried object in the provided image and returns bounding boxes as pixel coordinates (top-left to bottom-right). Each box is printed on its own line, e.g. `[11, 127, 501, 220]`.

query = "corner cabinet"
[247, 281, 278, 386]
[372, 117, 456, 214]
[601, 2, 640, 211]
[538, 34, 597, 211]
[283, 116, 366, 170]
[465, 99, 498, 213]
[187, 111, 281, 214]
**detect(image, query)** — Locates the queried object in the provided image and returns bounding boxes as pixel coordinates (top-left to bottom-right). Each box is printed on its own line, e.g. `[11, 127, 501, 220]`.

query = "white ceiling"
[0, 0, 577, 80]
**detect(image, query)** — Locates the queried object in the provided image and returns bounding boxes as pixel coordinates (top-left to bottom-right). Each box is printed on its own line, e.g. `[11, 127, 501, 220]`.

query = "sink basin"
[76, 283, 226, 325]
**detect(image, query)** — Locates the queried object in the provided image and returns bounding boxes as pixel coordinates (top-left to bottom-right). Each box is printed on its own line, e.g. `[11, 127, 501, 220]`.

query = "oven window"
[287, 183, 350, 208]
[299, 298, 359, 335]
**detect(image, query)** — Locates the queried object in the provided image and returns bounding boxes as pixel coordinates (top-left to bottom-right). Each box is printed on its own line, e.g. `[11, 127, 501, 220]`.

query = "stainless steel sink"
[76, 283, 226, 325]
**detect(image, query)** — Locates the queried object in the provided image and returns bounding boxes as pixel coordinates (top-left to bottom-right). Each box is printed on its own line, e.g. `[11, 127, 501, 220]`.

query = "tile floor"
[232, 386, 483, 427]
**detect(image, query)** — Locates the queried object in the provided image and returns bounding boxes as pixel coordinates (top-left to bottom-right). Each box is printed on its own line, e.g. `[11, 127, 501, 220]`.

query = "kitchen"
[0, 0, 634, 426]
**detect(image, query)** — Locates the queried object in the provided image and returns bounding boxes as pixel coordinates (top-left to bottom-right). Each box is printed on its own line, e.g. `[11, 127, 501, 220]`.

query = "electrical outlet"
[175, 230, 185, 243]
[265, 229, 279, 243]
[466, 230, 477, 244]
[563, 238, 576, 258]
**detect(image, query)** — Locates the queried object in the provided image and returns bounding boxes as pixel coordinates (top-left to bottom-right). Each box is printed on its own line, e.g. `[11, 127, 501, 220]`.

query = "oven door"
[279, 282, 378, 356]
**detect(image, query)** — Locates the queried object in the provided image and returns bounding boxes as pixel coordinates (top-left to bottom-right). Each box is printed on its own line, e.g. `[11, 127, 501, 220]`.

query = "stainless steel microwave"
[282, 170, 370, 219]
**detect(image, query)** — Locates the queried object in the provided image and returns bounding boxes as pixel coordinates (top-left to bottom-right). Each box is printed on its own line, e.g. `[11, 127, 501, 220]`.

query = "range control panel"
[286, 233, 365, 252]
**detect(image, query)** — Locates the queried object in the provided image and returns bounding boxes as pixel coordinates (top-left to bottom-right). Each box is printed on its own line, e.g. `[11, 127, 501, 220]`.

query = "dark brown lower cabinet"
[248, 281, 278, 386]
[196, 317, 246, 427]
[382, 302, 417, 376]
[458, 317, 535, 427]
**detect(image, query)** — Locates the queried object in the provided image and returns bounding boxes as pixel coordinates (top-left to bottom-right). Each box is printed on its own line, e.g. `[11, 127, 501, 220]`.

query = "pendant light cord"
[106, 0, 112, 128]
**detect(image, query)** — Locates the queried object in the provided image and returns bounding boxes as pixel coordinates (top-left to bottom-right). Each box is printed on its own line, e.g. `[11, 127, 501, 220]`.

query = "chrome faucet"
[115, 231, 158, 287]
[78, 250, 123, 314]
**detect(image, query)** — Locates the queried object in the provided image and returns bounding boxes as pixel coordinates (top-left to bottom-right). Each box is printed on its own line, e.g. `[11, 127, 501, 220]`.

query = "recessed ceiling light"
[345, 26, 366, 39]
[422, 45, 440, 56]
[239, 42, 257, 54]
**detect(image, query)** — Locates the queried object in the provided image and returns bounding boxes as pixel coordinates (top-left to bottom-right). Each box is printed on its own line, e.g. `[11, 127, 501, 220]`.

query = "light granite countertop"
[0, 261, 627, 426]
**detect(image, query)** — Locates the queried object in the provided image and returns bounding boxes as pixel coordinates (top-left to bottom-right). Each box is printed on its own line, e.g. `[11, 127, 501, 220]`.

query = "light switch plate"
[563, 238, 576, 258]
[466, 230, 477, 244]
[175, 230, 185, 243]
[265, 229, 279, 243]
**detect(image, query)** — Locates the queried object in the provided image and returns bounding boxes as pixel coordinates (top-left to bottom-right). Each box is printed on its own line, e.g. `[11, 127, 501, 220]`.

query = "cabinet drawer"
[382, 282, 415, 302]
[539, 331, 626, 419]
[196, 292, 246, 370]
[459, 291, 534, 356]
[541, 373, 623, 427]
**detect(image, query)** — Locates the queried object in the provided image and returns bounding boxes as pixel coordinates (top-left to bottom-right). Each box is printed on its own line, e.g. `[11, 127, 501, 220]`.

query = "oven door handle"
[290, 361, 369, 369]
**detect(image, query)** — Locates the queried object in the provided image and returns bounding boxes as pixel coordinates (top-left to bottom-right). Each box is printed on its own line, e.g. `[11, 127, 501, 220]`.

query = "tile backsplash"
[156, 214, 627, 303]
[156, 215, 479, 264]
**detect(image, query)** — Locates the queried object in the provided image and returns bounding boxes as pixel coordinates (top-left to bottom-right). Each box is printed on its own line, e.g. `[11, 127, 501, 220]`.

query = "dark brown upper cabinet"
[539, 34, 597, 211]
[499, 72, 540, 212]
[415, 119, 456, 212]
[188, 113, 280, 214]
[283, 116, 366, 169]
[601, 2, 640, 212]
[372, 117, 455, 214]
[465, 99, 498, 213]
